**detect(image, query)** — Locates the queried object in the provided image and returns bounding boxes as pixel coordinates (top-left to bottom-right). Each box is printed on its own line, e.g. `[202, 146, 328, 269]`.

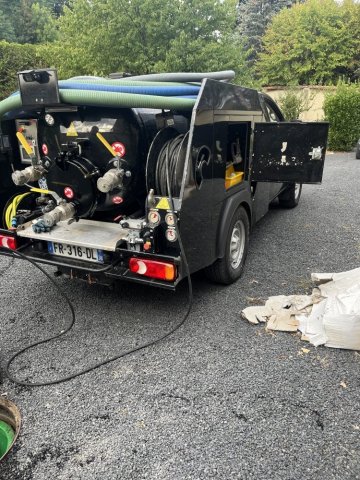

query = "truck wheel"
[356, 140, 360, 159]
[205, 206, 249, 285]
[278, 183, 302, 209]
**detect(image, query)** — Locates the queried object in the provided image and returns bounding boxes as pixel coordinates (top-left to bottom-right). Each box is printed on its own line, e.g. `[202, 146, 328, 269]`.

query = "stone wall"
[263, 86, 336, 122]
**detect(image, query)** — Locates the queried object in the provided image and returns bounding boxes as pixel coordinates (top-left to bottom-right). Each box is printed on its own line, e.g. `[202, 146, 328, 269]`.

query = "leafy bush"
[0, 41, 48, 99]
[277, 89, 312, 120]
[258, 0, 360, 86]
[324, 84, 360, 151]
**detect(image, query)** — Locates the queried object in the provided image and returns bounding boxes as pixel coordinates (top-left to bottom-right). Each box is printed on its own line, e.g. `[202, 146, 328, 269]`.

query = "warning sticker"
[111, 142, 126, 158]
[156, 198, 170, 210]
[66, 122, 78, 137]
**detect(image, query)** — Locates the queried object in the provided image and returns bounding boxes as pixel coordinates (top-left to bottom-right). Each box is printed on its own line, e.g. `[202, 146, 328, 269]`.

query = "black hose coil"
[155, 132, 189, 197]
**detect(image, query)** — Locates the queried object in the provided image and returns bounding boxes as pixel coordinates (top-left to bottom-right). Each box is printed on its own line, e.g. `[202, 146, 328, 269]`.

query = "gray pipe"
[109, 71, 236, 82]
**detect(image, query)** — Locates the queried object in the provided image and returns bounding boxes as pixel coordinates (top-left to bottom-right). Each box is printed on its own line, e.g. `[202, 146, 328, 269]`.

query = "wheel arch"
[216, 191, 252, 260]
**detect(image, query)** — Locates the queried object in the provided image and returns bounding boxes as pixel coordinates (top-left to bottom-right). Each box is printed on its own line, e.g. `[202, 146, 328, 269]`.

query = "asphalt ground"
[0, 152, 360, 480]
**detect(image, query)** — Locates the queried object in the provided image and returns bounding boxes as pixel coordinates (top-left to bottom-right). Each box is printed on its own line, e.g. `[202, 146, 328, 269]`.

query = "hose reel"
[146, 127, 189, 197]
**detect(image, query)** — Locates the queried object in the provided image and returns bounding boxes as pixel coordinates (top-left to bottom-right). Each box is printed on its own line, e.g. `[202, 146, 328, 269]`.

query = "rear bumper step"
[0, 243, 181, 290]
[16, 218, 131, 251]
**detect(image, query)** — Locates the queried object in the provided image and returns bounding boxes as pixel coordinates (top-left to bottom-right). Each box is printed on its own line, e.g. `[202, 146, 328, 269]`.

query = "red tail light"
[129, 258, 176, 281]
[0, 235, 17, 250]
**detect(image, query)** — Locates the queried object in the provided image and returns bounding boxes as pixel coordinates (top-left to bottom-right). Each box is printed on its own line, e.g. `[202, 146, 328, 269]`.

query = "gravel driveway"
[1, 152, 359, 480]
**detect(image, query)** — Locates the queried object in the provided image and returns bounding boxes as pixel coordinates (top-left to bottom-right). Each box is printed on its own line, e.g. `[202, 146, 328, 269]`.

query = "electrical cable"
[1, 142, 193, 387]
[3, 193, 32, 229]
[2, 197, 14, 229]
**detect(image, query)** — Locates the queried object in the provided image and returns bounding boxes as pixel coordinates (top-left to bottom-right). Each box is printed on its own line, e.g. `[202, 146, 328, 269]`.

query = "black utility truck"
[0, 69, 328, 288]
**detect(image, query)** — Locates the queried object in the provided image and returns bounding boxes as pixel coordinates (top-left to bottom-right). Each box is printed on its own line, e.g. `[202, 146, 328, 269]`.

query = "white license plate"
[48, 242, 104, 263]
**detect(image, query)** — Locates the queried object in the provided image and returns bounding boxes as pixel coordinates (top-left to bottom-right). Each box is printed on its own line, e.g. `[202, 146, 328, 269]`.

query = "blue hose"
[58, 81, 200, 96]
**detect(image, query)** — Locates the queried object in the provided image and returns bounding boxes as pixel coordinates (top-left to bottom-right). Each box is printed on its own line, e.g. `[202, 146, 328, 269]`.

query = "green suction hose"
[0, 87, 196, 119]
[60, 89, 195, 109]
[0, 95, 22, 118]
[0, 70, 235, 118]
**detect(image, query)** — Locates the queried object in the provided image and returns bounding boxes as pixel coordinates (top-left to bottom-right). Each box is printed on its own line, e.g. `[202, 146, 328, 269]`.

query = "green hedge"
[0, 41, 48, 100]
[324, 84, 360, 151]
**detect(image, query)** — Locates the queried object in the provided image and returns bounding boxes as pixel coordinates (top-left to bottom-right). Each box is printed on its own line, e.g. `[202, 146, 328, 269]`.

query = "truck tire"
[356, 140, 360, 159]
[205, 206, 249, 285]
[278, 183, 302, 209]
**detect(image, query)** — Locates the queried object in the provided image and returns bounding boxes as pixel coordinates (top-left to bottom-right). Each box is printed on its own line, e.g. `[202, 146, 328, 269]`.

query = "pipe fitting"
[42, 202, 76, 228]
[97, 168, 124, 193]
[11, 166, 45, 186]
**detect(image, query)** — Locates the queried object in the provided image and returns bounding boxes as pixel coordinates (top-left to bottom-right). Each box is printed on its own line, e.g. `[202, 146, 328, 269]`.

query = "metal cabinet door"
[251, 122, 329, 183]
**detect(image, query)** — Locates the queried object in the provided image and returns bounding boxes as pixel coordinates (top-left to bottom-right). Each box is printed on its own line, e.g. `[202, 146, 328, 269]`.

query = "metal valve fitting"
[12, 166, 45, 186]
[42, 202, 76, 228]
[97, 168, 125, 193]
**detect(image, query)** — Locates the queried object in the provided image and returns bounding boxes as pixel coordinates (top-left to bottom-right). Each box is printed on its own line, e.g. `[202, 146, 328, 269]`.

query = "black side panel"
[252, 182, 271, 224]
[252, 122, 329, 184]
[196, 79, 262, 112]
[179, 112, 214, 273]
[179, 79, 263, 272]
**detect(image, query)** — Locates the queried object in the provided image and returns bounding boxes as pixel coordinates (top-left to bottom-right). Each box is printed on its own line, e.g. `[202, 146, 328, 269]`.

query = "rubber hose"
[62, 78, 190, 87]
[0, 89, 196, 118]
[10, 79, 198, 99]
[59, 89, 195, 110]
[0, 95, 22, 119]
[113, 71, 236, 82]
[59, 82, 200, 96]
[156, 133, 189, 197]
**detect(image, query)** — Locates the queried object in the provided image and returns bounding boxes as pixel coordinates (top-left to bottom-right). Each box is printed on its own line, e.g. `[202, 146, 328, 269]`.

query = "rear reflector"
[0, 235, 17, 250]
[129, 257, 176, 281]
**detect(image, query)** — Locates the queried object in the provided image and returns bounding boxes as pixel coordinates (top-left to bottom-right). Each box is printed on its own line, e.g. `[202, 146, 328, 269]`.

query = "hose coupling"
[32, 202, 76, 233]
[12, 166, 46, 186]
[97, 168, 125, 193]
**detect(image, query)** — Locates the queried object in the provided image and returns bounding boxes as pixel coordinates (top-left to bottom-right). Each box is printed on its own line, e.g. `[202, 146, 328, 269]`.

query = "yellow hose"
[5, 193, 31, 229]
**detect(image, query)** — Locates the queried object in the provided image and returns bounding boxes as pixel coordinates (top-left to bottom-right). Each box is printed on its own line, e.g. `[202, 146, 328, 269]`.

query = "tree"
[236, 0, 302, 63]
[0, 41, 48, 99]
[257, 0, 360, 85]
[30, 2, 59, 43]
[54, 0, 251, 84]
[0, 0, 58, 44]
[38, 0, 69, 17]
[0, 1, 17, 42]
